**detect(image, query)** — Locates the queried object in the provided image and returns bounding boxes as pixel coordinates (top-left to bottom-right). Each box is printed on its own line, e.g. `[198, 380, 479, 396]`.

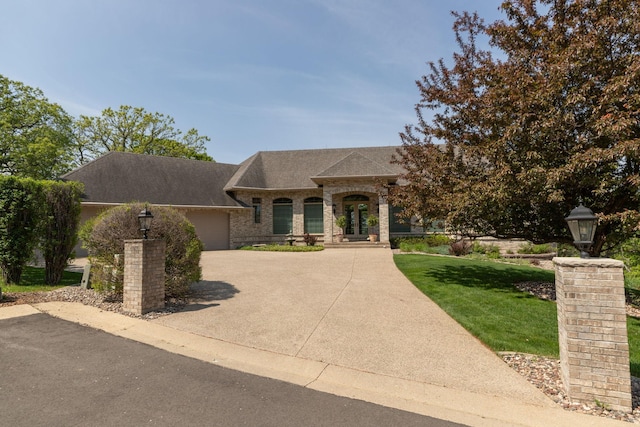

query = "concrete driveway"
[152, 249, 548, 402]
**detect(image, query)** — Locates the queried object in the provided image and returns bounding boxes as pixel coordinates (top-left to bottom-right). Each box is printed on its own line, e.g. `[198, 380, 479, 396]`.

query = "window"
[252, 198, 261, 223]
[389, 205, 411, 233]
[304, 197, 323, 233]
[273, 198, 293, 234]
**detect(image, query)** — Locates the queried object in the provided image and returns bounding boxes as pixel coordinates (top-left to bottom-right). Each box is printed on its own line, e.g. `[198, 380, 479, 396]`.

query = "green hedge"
[0, 177, 43, 284]
[0, 177, 81, 286]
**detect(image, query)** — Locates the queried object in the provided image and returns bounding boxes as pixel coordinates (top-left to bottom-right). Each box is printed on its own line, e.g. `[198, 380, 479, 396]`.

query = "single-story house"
[63, 146, 424, 254]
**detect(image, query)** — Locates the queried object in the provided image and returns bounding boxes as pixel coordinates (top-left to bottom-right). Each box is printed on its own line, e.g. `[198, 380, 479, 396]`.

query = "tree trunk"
[44, 253, 67, 286]
[1, 264, 23, 285]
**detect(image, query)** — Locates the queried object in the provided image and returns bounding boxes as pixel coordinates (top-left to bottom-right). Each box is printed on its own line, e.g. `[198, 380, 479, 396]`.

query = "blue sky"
[2, 0, 505, 164]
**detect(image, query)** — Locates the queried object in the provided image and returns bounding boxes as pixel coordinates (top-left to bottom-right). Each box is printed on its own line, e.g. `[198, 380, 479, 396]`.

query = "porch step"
[324, 241, 390, 249]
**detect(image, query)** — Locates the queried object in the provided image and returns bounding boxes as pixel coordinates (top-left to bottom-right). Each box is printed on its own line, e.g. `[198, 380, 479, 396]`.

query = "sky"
[1, 0, 506, 165]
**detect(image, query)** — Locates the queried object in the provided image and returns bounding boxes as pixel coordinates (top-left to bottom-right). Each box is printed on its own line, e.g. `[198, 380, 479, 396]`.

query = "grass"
[394, 254, 560, 356]
[1, 266, 83, 293]
[395, 254, 640, 376]
[239, 244, 324, 252]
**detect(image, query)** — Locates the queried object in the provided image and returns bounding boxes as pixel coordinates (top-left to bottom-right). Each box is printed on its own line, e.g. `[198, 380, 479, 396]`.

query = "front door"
[343, 195, 369, 238]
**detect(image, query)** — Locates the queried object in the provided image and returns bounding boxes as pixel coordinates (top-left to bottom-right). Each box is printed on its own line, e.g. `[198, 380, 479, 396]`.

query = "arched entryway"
[343, 194, 371, 239]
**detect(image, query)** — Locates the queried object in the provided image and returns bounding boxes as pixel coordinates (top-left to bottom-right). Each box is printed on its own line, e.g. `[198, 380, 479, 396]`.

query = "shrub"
[424, 234, 452, 247]
[303, 233, 318, 246]
[472, 242, 486, 254]
[38, 181, 83, 285]
[611, 238, 640, 271]
[0, 177, 43, 284]
[80, 202, 203, 298]
[472, 242, 501, 259]
[366, 215, 379, 229]
[390, 235, 452, 250]
[557, 243, 579, 257]
[448, 239, 471, 256]
[518, 243, 553, 254]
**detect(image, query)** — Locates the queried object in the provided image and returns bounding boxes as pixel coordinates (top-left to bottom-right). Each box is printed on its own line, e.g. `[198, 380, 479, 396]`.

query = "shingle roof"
[312, 151, 397, 180]
[62, 152, 241, 207]
[225, 146, 404, 190]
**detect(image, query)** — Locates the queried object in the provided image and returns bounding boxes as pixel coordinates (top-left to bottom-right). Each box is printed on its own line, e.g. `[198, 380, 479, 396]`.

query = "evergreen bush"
[0, 177, 43, 284]
[39, 181, 83, 285]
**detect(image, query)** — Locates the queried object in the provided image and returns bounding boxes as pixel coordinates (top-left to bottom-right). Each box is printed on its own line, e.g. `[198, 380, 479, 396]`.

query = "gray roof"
[225, 146, 404, 190]
[62, 152, 241, 207]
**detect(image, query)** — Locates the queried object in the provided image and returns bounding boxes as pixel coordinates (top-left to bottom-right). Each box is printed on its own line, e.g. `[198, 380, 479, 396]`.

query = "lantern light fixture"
[564, 204, 597, 258]
[138, 206, 154, 240]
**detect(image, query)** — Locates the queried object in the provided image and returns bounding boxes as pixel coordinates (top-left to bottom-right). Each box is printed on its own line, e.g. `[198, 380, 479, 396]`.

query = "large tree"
[390, 0, 640, 256]
[0, 75, 75, 179]
[74, 105, 213, 164]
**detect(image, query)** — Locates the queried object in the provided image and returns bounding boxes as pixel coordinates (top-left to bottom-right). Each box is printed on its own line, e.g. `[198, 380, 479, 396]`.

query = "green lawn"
[394, 254, 640, 377]
[395, 254, 560, 357]
[1, 266, 83, 292]
[628, 317, 640, 376]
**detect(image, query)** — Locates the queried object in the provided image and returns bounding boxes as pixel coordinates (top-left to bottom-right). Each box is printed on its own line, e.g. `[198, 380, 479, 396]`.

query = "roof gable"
[312, 152, 396, 179]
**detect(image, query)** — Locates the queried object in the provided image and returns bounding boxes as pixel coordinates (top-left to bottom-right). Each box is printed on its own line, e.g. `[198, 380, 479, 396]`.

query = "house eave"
[80, 201, 247, 210]
[310, 174, 399, 184]
[224, 186, 319, 192]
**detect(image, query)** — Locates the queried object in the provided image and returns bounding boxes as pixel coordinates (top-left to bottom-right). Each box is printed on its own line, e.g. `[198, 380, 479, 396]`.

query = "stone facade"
[123, 239, 166, 315]
[553, 257, 632, 412]
[320, 180, 388, 243]
[229, 189, 323, 248]
[227, 179, 422, 248]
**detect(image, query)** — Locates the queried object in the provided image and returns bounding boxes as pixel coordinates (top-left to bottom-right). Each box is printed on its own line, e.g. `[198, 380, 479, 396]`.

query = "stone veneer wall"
[229, 190, 323, 248]
[322, 181, 388, 243]
[123, 239, 166, 315]
[554, 257, 632, 412]
[229, 180, 428, 247]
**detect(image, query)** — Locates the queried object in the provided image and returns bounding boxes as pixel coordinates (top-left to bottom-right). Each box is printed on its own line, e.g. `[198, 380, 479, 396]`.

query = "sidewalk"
[5, 249, 629, 426]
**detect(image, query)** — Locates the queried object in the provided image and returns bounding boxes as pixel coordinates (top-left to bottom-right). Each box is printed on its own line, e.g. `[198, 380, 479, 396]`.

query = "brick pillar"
[123, 239, 166, 315]
[553, 257, 631, 412]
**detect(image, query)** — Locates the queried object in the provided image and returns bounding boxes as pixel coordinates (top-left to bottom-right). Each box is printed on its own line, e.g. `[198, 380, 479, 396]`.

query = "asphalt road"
[0, 313, 467, 427]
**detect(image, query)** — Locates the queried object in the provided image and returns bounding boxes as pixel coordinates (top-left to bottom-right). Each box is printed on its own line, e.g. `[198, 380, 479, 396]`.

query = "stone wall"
[229, 180, 428, 247]
[322, 181, 387, 243]
[229, 189, 323, 248]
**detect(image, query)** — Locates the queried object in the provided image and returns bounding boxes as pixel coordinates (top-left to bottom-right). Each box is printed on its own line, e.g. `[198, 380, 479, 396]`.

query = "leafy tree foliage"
[0, 177, 43, 284]
[80, 203, 203, 298]
[389, 0, 640, 256]
[75, 106, 213, 164]
[0, 74, 75, 179]
[39, 181, 83, 285]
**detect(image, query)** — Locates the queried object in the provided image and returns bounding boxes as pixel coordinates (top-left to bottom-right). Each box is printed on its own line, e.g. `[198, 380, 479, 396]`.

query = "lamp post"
[564, 204, 597, 258]
[138, 206, 154, 240]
